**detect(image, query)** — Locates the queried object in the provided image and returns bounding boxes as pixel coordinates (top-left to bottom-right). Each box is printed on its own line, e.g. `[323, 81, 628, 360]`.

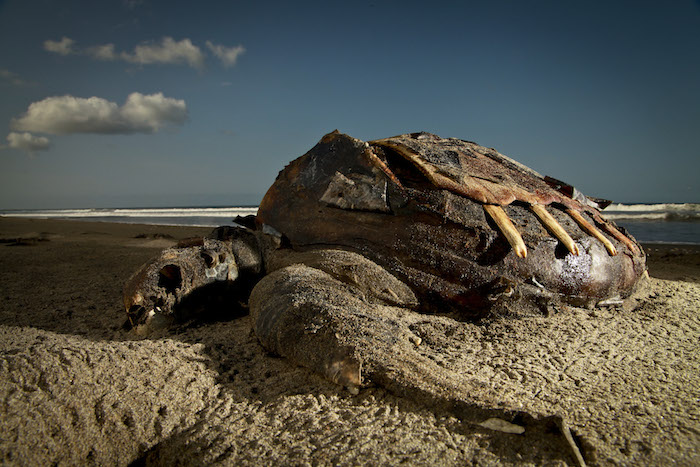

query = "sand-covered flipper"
[249, 249, 484, 397]
[249, 249, 414, 392]
[249, 249, 589, 464]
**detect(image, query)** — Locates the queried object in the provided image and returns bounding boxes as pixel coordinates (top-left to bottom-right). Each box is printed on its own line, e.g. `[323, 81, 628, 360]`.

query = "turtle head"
[123, 227, 264, 335]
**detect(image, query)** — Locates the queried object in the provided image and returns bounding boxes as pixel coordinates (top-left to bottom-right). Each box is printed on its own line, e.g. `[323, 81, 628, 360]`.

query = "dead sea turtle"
[124, 131, 646, 393]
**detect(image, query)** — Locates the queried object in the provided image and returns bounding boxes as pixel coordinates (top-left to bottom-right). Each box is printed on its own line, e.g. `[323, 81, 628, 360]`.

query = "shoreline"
[1, 217, 698, 465]
[3, 211, 699, 245]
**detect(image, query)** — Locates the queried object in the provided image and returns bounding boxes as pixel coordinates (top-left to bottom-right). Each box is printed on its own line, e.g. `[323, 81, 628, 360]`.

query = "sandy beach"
[1, 217, 698, 466]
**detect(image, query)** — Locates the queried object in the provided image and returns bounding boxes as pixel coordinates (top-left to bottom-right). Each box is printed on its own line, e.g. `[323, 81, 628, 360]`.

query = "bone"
[326, 356, 362, 395]
[122, 238, 240, 332]
[566, 208, 617, 256]
[371, 140, 494, 204]
[599, 221, 639, 255]
[320, 171, 390, 213]
[529, 204, 579, 256]
[478, 417, 525, 435]
[363, 146, 404, 189]
[587, 211, 641, 256]
[371, 139, 552, 205]
[483, 204, 528, 258]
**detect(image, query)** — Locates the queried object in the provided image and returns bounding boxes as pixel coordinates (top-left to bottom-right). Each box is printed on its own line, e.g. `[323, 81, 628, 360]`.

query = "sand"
[0, 217, 698, 466]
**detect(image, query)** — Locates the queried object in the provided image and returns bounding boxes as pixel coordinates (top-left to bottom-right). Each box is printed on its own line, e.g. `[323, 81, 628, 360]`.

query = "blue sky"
[1, 0, 698, 209]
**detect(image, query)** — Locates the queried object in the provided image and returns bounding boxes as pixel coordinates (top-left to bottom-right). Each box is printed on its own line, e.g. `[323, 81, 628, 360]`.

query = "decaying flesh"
[123, 228, 263, 333]
[124, 131, 647, 399]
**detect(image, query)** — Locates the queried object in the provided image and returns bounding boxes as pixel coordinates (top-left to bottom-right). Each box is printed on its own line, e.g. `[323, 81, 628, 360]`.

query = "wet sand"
[1, 217, 698, 465]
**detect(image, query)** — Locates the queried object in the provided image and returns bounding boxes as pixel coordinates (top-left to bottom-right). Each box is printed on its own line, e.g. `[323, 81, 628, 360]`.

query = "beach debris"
[133, 233, 174, 240]
[559, 418, 588, 467]
[0, 233, 52, 246]
[124, 130, 647, 393]
[596, 297, 625, 307]
[478, 417, 525, 434]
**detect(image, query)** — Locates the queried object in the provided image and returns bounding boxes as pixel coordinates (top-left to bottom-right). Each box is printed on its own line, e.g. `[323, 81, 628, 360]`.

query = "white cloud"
[11, 93, 187, 135]
[206, 41, 245, 68]
[123, 37, 205, 68]
[44, 37, 75, 56]
[0, 69, 32, 86]
[6, 132, 51, 155]
[119, 92, 188, 131]
[87, 43, 118, 61]
[45, 36, 243, 69]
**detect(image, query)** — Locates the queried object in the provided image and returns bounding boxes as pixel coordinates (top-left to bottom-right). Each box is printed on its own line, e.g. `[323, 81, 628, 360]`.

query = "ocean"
[0, 206, 259, 229]
[600, 203, 699, 245]
[1, 203, 698, 245]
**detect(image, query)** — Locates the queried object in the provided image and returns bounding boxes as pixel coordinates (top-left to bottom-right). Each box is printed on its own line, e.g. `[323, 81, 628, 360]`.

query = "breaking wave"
[0, 207, 258, 227]
[602, 203, 700, 222]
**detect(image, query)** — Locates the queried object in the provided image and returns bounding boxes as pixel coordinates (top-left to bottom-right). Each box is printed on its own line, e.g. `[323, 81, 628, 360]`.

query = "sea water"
[1, 203, 698, 245]
[602, 203, 699, 244]
[0, 206, 258, 228]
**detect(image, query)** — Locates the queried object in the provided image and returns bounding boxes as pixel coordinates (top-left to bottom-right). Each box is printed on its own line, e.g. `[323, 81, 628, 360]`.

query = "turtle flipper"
[248, 250, 472, 395]
[248, 255, 593, 465]
[249, 264, 369, 393]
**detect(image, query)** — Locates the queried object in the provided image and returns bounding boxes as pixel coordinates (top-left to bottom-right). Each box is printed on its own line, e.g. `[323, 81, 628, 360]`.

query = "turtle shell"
[257, 131, 646, 317]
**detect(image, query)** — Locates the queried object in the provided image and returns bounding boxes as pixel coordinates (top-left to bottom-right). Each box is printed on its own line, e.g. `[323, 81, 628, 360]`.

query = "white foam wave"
[603, 212, 670, 221]
[605, 203, 699, 212]
[602, 203, 699, 222]
[1, 207, 258, 219]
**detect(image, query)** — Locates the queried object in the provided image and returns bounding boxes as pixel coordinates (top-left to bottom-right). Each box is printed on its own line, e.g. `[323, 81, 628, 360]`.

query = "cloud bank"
[11, 92, 187, 135]
[6, 132, 51, 154]
[45, 36, 244, 69]
[89, 37, 206, 68]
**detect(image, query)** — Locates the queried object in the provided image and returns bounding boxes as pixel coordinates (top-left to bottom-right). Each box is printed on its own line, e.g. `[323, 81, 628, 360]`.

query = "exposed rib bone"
[565, 208, 617, 256]
[483, 204, 527, 258]
[530, 204, 579, 256]
[372, 140, 494, 204]
[599, 221, 639, 255]
[364, 147, 404, 188]
[372, 139, 555, 205]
